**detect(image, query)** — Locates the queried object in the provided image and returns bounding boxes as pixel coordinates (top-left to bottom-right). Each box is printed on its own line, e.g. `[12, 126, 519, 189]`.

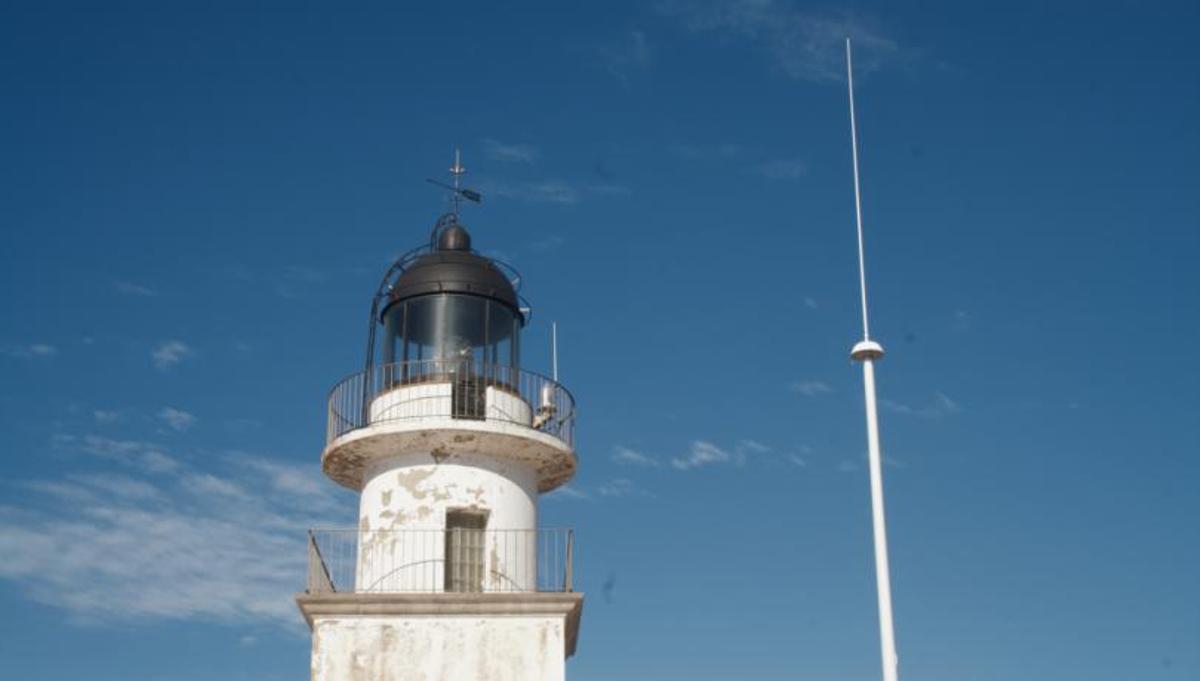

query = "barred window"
[445, 510, 487, 592]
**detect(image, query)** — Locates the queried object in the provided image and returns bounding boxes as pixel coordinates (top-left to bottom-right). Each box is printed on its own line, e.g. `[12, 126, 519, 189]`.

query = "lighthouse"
[297, 156, 583, 681]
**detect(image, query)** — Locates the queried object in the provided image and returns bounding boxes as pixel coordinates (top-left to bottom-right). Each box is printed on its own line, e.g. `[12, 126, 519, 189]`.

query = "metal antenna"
[551, 322, 558, 382]
[449, 148, 465, 216]
[426, 148, 482, 218]
[845, 37, 900, 681]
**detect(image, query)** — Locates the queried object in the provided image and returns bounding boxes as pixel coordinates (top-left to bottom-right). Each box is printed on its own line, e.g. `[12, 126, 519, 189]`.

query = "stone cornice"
[296, 591, 585, 657]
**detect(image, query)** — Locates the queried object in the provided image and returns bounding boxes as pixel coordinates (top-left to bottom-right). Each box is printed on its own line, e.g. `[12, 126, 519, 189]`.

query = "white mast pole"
[551, 322, 558, 382]
[845, 37, 900, 681]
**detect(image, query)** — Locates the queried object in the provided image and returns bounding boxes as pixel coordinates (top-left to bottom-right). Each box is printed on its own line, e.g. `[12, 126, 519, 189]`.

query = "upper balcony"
[322, 360, 577, 491]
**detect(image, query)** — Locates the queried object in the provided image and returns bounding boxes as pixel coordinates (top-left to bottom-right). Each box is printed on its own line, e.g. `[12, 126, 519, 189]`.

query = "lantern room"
[379, 223, 522, 372]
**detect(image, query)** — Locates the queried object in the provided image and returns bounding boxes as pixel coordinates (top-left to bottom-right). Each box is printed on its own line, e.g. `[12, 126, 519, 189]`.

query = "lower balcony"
[305, 528, 575, 595]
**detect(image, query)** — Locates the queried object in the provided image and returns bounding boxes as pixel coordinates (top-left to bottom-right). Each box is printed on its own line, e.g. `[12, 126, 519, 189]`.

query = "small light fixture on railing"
[533, 382, 557, 430]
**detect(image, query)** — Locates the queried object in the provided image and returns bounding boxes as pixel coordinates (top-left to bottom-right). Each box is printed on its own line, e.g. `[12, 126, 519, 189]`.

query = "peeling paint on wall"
[312, 616, 567, 681]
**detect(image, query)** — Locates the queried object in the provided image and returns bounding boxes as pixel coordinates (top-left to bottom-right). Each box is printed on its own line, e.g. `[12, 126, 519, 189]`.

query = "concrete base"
[297, 592, 583, 681]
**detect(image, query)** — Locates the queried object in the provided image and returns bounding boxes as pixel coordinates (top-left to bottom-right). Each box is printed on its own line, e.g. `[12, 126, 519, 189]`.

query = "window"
[451, 370, 487, 420]
[382, 294, 521, 374]
[445, 510, 487, 592]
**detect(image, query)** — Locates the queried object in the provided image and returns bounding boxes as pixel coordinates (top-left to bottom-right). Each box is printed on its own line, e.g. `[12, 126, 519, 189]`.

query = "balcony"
[325, 360, 576, 449]
[305, 528, 575, 595]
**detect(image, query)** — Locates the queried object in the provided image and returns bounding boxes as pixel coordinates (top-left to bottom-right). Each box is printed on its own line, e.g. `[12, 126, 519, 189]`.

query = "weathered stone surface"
[323, 419, 577, 493]
[298, 593, 584, 681]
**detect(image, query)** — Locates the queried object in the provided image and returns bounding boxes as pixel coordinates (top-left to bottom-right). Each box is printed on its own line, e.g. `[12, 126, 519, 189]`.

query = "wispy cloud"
[882, 392, 962, 418]
[545, 484, 590, 501]
[670, 143, 742, 160]
[671, 439, 772, 470]
[597, 29, 652, 84]
[804, 297, 818, 309]
[490, 180, 580, 205]
[57, 433, 180, 474]
[586, 183, 632, 197]
[754, 157, 808, 180]
[114, 281, 158, 297]
[181, 472, 247, 499]
[611, 446, 661, 468]
[657, 0, 900, 82]
[1, 343, 57, 359]
[233, 455, 344, 512]
[789, 380, 832, 396]
[546, 477, 651, 500]
[203, 262, 327, 301]
[151, 340, 193, 371]
[157, 407, 197, 432]
[672, 440, 730, 470]
[952, 309, 971, 331]
[739, 439, 770, 455]
[527, 235, 567, 252]
[0, 437, 351, 627]
[482, 139, 539, 164]
[487, 180, 630, 205]
[273, 266, 325, 300]
[597, 478, 649, 498]
[93, 410, 122, 424]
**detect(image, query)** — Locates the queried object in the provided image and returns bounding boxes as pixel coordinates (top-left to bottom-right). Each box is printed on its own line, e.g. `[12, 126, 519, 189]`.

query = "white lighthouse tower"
[297, 158, 583, 680]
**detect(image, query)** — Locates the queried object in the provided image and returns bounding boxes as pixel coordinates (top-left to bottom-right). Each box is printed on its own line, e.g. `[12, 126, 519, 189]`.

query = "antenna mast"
[845, 37, 901, 681]
[425, 149, 482, 237]
[449, 148, 466, 217]
[551, 322, 558, 382]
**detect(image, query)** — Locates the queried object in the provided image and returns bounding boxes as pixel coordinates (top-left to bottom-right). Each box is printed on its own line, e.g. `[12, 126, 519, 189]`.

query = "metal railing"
[326, 360, 575, 447]
[306, 528, 575, 594]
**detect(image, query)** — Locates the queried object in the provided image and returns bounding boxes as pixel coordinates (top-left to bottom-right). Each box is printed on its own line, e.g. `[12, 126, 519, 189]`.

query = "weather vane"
[426, 148, 482, 218]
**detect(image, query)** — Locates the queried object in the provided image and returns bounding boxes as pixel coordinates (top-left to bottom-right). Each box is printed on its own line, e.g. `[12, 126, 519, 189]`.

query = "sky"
[1, 1, 1198, 679]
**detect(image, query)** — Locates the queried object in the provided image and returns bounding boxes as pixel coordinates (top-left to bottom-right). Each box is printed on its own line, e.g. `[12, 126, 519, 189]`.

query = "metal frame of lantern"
[359, 212, 532, 424]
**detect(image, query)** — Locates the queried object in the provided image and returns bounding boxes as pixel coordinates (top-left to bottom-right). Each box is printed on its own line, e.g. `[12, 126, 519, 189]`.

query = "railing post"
[564, 529, 574, 593]
[307, 530, 336, 594]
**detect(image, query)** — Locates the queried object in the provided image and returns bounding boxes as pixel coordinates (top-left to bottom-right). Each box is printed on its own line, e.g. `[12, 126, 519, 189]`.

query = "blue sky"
[1, 1, 1198, 679]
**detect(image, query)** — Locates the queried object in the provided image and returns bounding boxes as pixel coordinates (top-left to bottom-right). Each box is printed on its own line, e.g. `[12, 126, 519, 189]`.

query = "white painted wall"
[311, 615, 566, 681]
[356, 451, 538, 593]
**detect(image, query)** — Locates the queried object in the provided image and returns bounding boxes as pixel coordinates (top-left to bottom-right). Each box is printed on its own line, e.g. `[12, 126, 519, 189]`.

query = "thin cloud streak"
[672, 440, 730, 470]
[598, 29, 652, 84]
[482, 139, 539, 164]
[790, 380, 832, 396]
[158, 407, 197, 432]
[114, 281, 158, 297]
[487, 180, 631, 205]
[670, 143, 742, 160]
[57, 434, 181, 474]
[545, 484, 590, 501]
[671, 439, 770, 470]
[152, 340, 193, 371]
[611, 446, 661, 468]
[596, 478, 648, 498]
[657, 0, 901, 82]
[1, 343, 56, 359]
[754, 157, 808, 180]
[882, 391, 962, 418]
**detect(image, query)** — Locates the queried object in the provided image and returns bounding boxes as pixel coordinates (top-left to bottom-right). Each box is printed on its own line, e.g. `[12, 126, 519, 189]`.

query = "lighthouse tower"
[297, 158, 583, 681]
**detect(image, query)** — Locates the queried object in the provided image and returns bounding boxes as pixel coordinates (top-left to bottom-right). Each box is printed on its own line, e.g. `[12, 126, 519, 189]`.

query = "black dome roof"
[382, 224, 521, 318]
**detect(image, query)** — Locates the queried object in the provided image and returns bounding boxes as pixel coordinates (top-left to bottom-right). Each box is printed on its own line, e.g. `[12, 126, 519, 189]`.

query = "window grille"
[445, 510, 487, 592]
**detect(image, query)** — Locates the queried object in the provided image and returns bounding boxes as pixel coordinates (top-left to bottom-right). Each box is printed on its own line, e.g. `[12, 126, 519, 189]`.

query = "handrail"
[325, 360, 576, 448]
[305, 528, 575, 594]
